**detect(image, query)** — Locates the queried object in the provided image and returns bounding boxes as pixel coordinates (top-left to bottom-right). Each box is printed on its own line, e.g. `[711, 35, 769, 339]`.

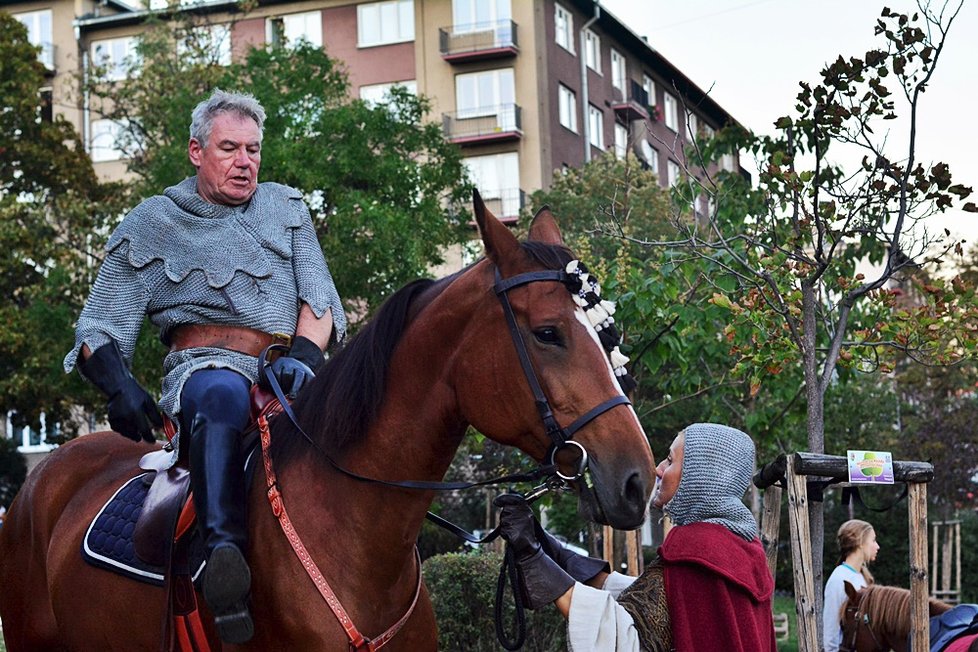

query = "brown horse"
[840, 581, 978, 652]
[0, 195, 656, 651]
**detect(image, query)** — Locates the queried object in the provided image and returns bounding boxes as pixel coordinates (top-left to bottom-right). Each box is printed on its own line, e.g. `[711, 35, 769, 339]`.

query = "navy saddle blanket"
[81, 472, 205, 586]
[931, 604, 978, 651]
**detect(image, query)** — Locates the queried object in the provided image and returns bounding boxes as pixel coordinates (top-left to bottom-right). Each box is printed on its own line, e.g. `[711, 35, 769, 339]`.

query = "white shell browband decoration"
[564, 260, 636, 393]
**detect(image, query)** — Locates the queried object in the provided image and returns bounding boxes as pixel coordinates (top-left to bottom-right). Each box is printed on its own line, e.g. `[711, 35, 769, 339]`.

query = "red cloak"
[660, 522, 778, 652]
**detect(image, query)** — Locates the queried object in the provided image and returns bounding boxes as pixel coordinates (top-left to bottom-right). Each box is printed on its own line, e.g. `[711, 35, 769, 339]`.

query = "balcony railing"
[612, 80, 649, 122]
[439, 20, 519, 63]
[468, 188, 525, 224]
[443, 104, 522, 145]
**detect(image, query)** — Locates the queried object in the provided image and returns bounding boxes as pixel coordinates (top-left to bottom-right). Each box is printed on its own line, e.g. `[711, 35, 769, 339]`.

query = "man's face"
[188, 111, 261, 206]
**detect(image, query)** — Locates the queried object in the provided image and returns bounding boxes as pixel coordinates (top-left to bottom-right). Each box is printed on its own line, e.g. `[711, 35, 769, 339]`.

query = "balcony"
[467, 189, 525, 225]
[443, 104, 522, 145]
[439, 20, 519, 63]
[612, 80, 649, 123]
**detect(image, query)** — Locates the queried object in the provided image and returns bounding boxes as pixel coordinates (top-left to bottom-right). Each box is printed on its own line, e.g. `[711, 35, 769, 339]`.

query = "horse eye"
[532, 327, 563, 347]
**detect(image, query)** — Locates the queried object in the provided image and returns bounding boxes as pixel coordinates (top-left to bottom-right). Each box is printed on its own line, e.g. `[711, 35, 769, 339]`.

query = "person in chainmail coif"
[64, 89, 347, 645]
[496, 423, 777, 651]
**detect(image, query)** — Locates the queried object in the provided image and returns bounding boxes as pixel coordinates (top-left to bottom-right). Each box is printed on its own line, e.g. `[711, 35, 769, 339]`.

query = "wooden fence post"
[909, 483, 929, 652]
[786, 459, 819, 652]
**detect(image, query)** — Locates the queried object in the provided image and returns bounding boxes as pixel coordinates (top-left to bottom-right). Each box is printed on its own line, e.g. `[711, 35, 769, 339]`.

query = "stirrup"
[203, 544, 253, 644]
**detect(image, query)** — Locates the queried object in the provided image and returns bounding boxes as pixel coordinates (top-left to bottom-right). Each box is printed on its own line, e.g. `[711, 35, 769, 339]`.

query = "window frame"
[584, 29, 601, 74]
[614, 122, 628, 159]
[455, 67, 515, 119]
[357, 0, 415, 48]
[610, 48, 626, 91]
[558, 83, 577, 133]
[266, 10, 323, 48]
[663, 91, 679, 132]
[91, 36, 139, 82]
[554, 3, 574, 53]
[588, 104, 604, 150]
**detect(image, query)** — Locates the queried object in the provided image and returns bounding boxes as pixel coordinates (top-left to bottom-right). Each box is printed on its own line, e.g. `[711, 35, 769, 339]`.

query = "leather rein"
[257, 264, 632, 651]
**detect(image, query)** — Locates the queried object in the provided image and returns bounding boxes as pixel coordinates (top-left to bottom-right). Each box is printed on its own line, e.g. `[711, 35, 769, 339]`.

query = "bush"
[0, 437, 27, 509]
[424, 550, 567, 651]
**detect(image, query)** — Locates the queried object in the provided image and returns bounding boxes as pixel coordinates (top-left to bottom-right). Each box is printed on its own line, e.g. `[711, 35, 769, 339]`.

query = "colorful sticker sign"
[847, 450, 894, 484]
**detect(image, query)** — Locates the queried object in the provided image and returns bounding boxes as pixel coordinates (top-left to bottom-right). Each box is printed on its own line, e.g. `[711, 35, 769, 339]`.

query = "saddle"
[930, 604, 978, 651]
[81, 385, 277, 652]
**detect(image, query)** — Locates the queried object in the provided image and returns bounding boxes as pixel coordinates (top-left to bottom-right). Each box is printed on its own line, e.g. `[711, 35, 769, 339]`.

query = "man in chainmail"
[64, 89, 347, 644]
[497, 423, 777, 651]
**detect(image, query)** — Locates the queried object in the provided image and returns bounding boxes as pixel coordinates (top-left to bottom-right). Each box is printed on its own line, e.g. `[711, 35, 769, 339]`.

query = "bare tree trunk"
[802, 281, 827, 650]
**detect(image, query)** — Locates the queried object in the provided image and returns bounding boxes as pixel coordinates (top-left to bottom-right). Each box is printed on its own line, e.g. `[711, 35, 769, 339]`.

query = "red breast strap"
[258, 408, 421, 650]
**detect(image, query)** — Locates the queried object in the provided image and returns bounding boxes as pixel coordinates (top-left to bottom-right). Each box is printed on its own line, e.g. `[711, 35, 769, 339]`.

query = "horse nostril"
[623, 471, 647, 514]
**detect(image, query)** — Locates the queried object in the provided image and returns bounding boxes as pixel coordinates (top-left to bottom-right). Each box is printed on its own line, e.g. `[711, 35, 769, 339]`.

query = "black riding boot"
[189, 413, 253, 644]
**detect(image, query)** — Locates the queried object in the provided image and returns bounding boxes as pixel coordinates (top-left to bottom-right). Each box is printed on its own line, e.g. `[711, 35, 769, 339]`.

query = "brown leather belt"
[168, 324, 291, 357]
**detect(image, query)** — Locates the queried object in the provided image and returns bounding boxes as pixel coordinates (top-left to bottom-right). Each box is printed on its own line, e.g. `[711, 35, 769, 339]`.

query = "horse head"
[841, 581, 954, 652]
[449, 191, 656, 529]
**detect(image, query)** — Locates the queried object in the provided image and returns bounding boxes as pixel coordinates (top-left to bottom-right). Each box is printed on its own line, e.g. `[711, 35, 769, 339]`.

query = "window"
[641, 141, 659, 175]
[149, 0, 198, 9]
[721, 153, 736, 172]
[703, 123, 716, 141]
[177, 25, 231, 66]
[267, 11, 323, 48]
[687, 112, 699, 140]
[91, 119, 136, 162]
[558, 84, 577, 132]
[456, 68, 514, 119]
[554, 3, 574, 53]
[614, 123, 628, 159]
[359, 80, 417, 106]
[611, 49, 626, 92]
[463, 152, 521, 218]
[667, 160, 680, 186]
[6, 412, 58, 454]
[642, 74, 655, 108]
[91, 37, 139, 81]
[588, 105, 603, 149]
[358, 0, 414, 47]
[584, 30, 600, 73]
[663, 91, 678, 131]
[15, 10, 53, 69]
[453, 0, 511, 30]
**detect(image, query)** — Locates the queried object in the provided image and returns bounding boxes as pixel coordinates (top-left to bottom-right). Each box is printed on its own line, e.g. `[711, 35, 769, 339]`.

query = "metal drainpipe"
[77, 22, 91, 155]
[580, 1, 600, 163]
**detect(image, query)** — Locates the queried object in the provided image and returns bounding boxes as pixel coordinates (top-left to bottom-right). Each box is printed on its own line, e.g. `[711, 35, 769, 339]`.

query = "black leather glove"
[270, 335, 323, 399]
[535, 521, 610, 584]
[79, 341, 162, 443]
[495, 494, 575, 610]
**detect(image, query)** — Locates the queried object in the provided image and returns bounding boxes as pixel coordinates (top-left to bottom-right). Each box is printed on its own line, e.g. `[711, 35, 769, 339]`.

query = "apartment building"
[9, 0, 742, 216]
[4, 0, 743, 461]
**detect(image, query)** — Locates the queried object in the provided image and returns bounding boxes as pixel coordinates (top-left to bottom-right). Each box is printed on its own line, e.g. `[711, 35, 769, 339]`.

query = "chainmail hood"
[664, 423, 758, 541]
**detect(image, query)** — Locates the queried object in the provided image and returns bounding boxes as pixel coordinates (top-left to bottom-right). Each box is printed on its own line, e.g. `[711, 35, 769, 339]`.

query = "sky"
[600, 0, 978, 252]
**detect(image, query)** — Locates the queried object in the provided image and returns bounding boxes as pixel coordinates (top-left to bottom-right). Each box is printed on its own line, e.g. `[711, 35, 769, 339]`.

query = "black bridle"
[262, 264, 632, 507]
[841, 589, 885, 652]
[492, 268, 632, 482]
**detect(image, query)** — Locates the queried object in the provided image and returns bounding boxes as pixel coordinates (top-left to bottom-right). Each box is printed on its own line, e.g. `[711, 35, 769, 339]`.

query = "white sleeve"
[602, 572, 637, 598]
[823, 571, 844, 652]
[567, 582, 643, 652]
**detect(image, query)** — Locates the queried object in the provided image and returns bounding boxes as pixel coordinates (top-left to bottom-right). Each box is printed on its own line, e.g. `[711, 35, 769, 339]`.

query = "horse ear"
[527, 205, 565, 245]
[473, 189, 520, 268]
[844, 581, 858, 601]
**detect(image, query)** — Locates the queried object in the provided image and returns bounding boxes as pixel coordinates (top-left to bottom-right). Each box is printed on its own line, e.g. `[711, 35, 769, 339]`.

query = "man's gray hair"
[190, 89, 266, 148]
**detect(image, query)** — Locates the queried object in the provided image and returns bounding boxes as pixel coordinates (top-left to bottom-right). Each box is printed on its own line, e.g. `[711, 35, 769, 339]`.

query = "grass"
[773, 595, 799, 652]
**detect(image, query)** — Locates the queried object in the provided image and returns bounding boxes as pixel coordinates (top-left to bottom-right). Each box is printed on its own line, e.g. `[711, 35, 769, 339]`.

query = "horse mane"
[860, 584, 952, 641]
[267, 240, 574, 467]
